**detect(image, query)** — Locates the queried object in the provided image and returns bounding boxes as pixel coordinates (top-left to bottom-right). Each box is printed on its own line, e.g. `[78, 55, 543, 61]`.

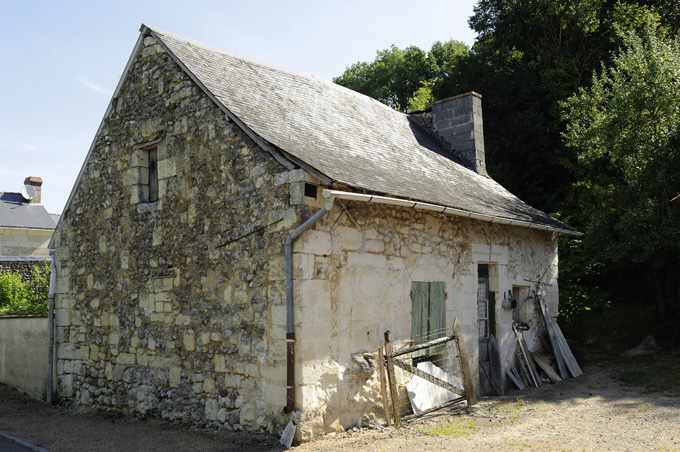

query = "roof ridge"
[144, 24, 399, 116]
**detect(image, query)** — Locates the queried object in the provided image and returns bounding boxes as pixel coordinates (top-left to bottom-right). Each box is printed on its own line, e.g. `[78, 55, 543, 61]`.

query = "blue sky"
[0, 0, 478, 214]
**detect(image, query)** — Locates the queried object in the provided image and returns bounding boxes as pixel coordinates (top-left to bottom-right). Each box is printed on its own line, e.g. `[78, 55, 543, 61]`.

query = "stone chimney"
[24, 176, 43, 203]
[431, 92, 487, 176]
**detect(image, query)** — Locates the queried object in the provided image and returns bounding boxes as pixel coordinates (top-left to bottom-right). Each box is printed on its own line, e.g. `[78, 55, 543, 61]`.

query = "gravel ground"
[1, 363, 679, 451]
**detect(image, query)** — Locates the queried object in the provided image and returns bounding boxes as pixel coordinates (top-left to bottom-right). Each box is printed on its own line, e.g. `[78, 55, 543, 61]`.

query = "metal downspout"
[47, 251, 56, 404]
[284, 197, 334, 413]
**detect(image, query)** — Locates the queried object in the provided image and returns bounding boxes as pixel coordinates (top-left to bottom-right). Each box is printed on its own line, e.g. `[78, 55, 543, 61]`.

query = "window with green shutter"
[411, 281, 446, 358]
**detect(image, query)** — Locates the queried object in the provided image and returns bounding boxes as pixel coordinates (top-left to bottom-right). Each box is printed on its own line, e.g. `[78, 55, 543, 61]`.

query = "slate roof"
[0, 192, 57, 230]
[144, 25, 575, 234]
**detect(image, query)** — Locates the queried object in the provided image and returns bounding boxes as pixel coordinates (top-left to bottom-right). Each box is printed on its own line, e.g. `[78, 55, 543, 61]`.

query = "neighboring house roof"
[0, 192, 57, 230]
[144, 26, 574, 234]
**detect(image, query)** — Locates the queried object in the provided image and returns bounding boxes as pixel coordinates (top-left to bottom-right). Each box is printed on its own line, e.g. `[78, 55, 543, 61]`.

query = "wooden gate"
[379, 318, 475, 426]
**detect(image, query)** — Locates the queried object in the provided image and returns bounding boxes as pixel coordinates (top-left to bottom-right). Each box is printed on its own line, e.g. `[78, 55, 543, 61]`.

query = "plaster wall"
[0, 317, 48, 399]
[291, 200, 558, 439]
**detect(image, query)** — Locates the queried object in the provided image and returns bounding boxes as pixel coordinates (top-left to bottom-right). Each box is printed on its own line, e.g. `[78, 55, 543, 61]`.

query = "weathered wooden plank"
[378, 346, 391, 426]
[392, 335, 455, 358]
[511, 367, 525, 389]
[384, 332, 400, 425]
[411, 282, 429, 358]
[520, 335, 543, 386]
[553, 323, 583, 377]
[531, 351, 563, 383]
[429, 282, 446, 355]
[539, 333, 552, 356]
[514, 327, 541, 387]
[548, 322, 569, 379]
[506, 368, 525, 390]
[488, 334, 504, 395]
[453, 318, 476, 406]
[400, 397, 467, 422]
[538, 296, 569, 380]
[393, 358, 465, 395]
[515, 352, 530, 386]
[479, 362, 501, 395]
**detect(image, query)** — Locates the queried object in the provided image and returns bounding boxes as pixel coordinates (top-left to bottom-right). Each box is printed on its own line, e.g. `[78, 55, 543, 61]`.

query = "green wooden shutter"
[429, 282, 446, 354]
[411, 281, 446, 358]
[411, 281, 429, 343]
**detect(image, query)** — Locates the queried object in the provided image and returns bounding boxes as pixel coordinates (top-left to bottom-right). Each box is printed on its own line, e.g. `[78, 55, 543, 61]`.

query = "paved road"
[0, 432, 45, 452]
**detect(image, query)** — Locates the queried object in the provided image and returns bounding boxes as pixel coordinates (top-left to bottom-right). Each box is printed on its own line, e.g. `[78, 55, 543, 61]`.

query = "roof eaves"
[323, 189, 583, 238]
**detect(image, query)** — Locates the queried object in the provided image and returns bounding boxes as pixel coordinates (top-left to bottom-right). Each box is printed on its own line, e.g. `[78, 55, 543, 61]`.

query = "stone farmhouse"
[49, 25, 579, 440]
[1, 176, 58, 276]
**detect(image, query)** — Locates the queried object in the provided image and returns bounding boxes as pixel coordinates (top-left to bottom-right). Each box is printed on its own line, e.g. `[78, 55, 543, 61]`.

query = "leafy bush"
[0, 271, 30, 310]
[0, 262, 50, 316]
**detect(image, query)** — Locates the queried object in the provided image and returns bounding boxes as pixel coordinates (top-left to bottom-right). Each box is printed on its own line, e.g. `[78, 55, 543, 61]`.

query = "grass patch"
[488, 397, 530, 423]
[615, 350, 680, 396]
[420, 419, 477, 437]
[420, 398, 530, 437]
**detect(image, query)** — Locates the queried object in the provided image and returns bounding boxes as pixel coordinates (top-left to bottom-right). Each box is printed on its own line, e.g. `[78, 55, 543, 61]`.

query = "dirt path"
[296, 364, 680, 452]
[1, 364, 679, 451]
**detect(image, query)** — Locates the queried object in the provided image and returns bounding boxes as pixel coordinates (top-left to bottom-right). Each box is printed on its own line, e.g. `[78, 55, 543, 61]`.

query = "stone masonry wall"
[51, 35, 299, 433]
[292, 199, 558, 439]
[0, 260, 50, 287]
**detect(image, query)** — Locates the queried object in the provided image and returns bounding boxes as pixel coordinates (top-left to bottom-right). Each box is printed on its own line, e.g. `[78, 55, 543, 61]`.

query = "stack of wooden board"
[508, 292, 583, 391]
[512, 323, 542, 388]
[538, 296, 583, 378]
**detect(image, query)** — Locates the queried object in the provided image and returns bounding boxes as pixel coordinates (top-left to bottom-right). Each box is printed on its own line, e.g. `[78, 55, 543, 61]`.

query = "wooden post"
[453, 318, 476, 406]
[378, 346, 391, 426]
[384, 331, 400, 426]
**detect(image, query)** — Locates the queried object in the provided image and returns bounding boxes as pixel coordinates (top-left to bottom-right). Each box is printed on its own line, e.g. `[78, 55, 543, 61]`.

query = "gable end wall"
[51, 36, 300, 433]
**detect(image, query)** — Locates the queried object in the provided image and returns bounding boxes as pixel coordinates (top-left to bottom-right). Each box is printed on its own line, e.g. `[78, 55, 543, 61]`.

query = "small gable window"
[147, 147, 159, 203]
[132, 140, 161, 206]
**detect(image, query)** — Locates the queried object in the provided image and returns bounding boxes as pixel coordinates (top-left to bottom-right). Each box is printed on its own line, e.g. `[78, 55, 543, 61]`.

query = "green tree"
[0, 271, 30, 312]
[334, 40, 469, 112]
[0, 262, 50, 316]
[434, 1, 660, 212]
[562, 20, 680, 319]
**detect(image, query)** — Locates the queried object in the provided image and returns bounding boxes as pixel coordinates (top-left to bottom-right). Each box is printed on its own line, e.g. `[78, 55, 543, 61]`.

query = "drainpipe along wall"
[284, 196, 335, 414]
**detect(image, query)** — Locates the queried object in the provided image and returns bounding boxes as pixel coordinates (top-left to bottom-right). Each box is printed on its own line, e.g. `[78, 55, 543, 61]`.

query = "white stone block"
[158, 158, 176, 179]
[347, 252, 387, 268]
[293, 253, 314, 280]
[331, 226, 362, 251]
[295, 230, 331, 255]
